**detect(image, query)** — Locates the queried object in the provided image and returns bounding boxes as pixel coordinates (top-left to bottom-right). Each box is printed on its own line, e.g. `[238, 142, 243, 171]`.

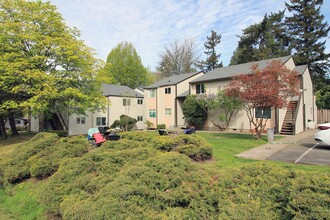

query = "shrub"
[177, 144, 212, 161]
[110, 115, 137, 131]
[152, 136, 175, 151]
[156, 124, 166, 129]
[120, 131, 157, 142]
[47, 130, 68, 137]
[2, 132, 59, 183]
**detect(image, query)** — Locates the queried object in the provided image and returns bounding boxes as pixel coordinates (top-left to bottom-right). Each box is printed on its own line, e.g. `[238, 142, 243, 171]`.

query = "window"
[137, 99, 143, 105]
[76, 117, 86, 124]
[137, 116, 143, 121]
[165, 108, 171, 115]
[196, 84, 205, 94]
[165, 87, 171, 94]
[255, 108, 271, 119]
[96, 117, 107, 126]
[149, 89, 156, 98]
[123, 98, 131, 106]
[149, 109, 156, 118]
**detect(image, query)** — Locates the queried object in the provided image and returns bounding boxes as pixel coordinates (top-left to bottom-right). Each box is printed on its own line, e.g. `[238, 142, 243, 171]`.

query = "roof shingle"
[190, 56, 292, 83]
[102, 84, 143, 98]
[144, 71, 203, 89]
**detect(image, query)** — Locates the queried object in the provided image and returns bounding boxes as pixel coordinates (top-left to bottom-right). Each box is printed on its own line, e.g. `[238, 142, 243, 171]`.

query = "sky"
[47, 0, 330, 71]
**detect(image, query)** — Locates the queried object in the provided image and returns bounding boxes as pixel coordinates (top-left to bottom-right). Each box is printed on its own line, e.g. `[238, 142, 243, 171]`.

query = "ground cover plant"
[0, 131, 329, 219]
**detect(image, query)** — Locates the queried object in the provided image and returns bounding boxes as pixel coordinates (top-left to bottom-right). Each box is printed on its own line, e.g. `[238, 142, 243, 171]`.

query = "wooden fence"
[317, 109, 330, 123]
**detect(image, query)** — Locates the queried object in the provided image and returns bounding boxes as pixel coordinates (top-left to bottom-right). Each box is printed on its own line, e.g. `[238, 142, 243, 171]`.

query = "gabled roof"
[102, 84, 143, 98]
[294, 65, 308, 76]
[190, 56, 292, 83]
[144, 71, 203, 89]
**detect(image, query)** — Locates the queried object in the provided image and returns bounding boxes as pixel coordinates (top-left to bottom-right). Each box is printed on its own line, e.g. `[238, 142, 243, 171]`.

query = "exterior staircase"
[280, 101, 298, 135]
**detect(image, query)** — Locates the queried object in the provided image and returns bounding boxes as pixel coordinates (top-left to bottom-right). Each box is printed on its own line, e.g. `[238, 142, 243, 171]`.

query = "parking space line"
[295, 143, 319, 164]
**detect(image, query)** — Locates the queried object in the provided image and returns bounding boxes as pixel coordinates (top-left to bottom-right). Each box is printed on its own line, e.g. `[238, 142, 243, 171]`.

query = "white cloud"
[49, 0, 330, 70]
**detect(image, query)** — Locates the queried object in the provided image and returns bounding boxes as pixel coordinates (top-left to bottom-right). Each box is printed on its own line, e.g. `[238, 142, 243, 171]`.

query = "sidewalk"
[237, 129, 316, 160]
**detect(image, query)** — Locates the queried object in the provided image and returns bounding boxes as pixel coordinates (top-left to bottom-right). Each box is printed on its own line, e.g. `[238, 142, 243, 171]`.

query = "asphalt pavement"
[237, 129, 330, 166]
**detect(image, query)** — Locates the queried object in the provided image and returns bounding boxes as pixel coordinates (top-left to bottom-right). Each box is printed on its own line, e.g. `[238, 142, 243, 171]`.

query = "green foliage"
[145, 120, 154, 129]
[182, 95, 208, 126]
[285, 0, 330, 88]
[156, 124, 166, 129]
[47, 130, 68, 137]
[196, 30, 223, 72]
[315, 78, 330, 109]
[217, 163, 330, 219]
[110, 114, 137, 131]
[103, 41, 149, 88]
[0, 0, 106, 129]
[198, 90, 242, 131]
[230, 11, 290, 65]
[1, 131, 330, 219]
[0, 133, 90, 184]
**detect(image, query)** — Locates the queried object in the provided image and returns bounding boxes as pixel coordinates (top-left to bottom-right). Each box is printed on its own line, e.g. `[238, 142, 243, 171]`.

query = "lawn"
[0, 131, 329, 219]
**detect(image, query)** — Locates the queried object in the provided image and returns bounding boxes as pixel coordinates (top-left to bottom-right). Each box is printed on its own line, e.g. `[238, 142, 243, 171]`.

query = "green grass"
[0, 131, 329, 218]
[197, 132, 266, 169]
[0, 181, 46, 220]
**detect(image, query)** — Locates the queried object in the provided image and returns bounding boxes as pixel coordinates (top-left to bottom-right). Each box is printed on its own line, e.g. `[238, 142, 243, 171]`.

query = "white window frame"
[165, 108, 171, 116]
[96, 117, 107, 126]
[165, 87, 171, 94]
[149, 89, 156, 98]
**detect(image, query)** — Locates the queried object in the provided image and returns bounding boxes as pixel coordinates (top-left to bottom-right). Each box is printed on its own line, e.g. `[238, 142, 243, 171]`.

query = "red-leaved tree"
[226, 60, 299, 139]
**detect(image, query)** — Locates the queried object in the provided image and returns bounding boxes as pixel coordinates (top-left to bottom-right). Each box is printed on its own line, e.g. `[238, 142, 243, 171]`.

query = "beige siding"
[144, 89, 157, 128]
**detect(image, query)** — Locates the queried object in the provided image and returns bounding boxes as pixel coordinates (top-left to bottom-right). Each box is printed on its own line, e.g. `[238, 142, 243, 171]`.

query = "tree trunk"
[0, 116, 8, 139]
[8, 112, 19, 136]
[39, 113, 45, 132]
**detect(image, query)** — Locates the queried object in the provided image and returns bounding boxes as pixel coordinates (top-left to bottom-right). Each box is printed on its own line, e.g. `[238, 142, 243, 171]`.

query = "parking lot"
[267, 135, 330, 166]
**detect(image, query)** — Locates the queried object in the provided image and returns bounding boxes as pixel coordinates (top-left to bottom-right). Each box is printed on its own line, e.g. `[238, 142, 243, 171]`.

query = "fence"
[317, 109, 330, 123]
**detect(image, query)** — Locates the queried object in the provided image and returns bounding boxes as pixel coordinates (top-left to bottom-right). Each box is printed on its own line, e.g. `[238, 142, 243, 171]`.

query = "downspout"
[175, 85, 178, 128]
[107, 96, 110, 127]
[156, 88, 158, 126]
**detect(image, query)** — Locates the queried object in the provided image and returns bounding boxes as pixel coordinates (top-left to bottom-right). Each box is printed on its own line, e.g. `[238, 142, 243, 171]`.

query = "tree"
[103, 42, 149, 89]
[227, 60, 299, 139]
[182, 95, 207, 127]
[0, 0, 106, 137]
[157, 38, 197, 78]
[196, 30, 223, 72]
[230, 11, 290, 65]
[197, 90, 242, 131]
[285, 0, 330, 91]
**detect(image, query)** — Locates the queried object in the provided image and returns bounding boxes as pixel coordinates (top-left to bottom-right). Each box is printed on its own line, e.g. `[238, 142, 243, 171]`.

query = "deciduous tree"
[227, 60, 299, 139]
[197, 90, 242, 131]
[103, 42, 150, 89]
[157, 38, 197, 78]
[0, 0, 106, 136]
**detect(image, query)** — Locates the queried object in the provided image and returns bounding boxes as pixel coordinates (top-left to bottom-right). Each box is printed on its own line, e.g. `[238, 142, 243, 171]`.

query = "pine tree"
[230, 11, 290, 65]
[196, 30, 223, 72]
[285, 0, 330, 88]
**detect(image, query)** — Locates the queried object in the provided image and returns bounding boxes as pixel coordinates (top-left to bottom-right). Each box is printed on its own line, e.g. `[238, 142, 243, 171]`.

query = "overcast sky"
[47, 0, 330, 71]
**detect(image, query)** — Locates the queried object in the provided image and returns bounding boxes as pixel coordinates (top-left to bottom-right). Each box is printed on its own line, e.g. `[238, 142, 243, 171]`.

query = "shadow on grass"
[0, 132, 36, 148]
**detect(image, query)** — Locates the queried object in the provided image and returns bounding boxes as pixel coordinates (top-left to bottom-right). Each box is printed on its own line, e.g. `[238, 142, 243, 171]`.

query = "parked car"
[315, 123, 330, 145]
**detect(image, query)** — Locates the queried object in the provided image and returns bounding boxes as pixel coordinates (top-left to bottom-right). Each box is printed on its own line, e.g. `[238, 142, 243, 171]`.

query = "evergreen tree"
[196, 30, 223, 72]
[285, 0, 330, 90]
[230, 11, 290, 65]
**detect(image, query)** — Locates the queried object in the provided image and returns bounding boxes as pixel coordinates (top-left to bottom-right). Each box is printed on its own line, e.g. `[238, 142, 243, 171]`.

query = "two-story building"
[30, 84, 145, 135]
[189, 56, 317, 134]
[143, 71, 204, 129]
